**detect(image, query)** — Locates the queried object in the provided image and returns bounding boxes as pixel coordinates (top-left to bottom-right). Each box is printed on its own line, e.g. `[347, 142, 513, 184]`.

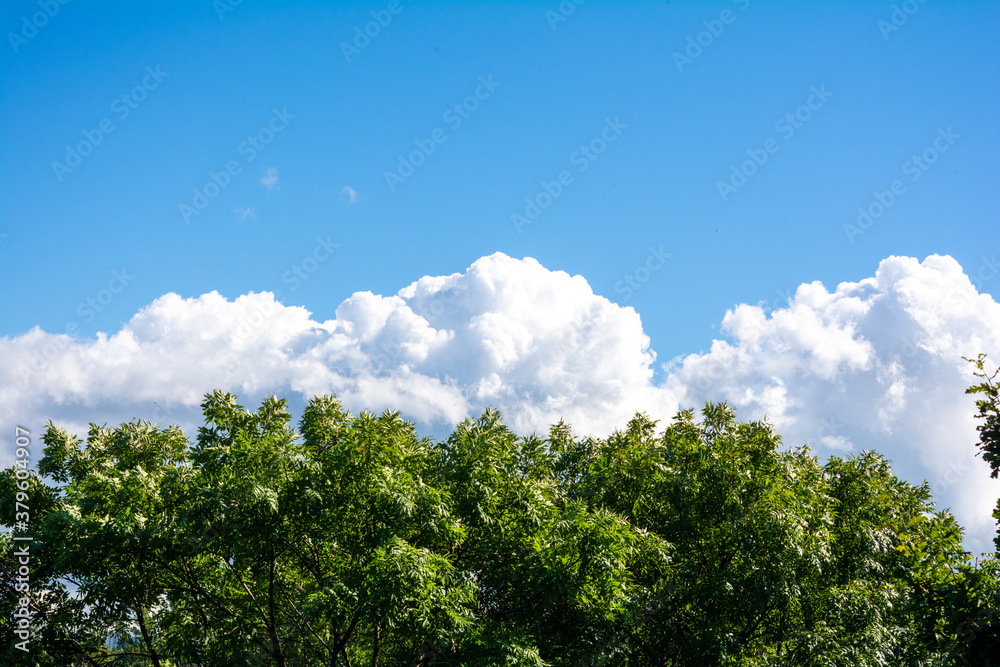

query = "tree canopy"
[3, 391, 999, 665]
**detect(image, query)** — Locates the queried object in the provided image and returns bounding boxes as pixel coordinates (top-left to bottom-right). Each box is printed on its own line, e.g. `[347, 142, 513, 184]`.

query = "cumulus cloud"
[0, 255, 670, 441]
[663, 254, 1000, 552]
[1, 253, 997, 552]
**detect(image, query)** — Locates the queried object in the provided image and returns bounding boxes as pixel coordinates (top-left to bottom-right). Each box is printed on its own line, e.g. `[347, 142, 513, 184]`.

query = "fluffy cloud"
[1, 252, 998, 552]
[664, 255, 1000, 552]
[0, 254, 674, 448]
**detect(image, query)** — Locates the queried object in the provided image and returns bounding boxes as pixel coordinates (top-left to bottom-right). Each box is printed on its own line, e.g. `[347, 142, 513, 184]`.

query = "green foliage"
[3, 392, 998, 665]
[966, 353, 1000, 552]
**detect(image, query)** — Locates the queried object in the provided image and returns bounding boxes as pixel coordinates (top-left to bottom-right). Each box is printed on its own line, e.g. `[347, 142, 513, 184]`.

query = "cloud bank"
[2, 252, 998, 552]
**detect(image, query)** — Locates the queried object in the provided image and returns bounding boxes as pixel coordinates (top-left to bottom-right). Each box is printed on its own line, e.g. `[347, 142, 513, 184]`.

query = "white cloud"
[340, 186, 359, 205]
[235, 206, 255, 222]
[663, 254, 1000, 553]
[260, 167, 278, 189]
[1, 253, 997, 552]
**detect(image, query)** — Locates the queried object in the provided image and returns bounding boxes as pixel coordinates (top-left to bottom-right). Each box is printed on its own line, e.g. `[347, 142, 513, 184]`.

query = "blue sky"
[3, 0, 997, 359]
[2, 1, 1000, 550]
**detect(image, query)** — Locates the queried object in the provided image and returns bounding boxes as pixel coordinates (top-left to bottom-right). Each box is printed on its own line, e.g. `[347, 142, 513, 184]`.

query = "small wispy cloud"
[260, 167, 279, 189]
[234, 206, 255, 222]
[340, 186, 360, 205]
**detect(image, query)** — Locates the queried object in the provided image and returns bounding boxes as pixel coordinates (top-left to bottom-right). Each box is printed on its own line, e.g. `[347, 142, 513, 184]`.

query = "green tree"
[437, 408, 661, 665]
[565, 404, 991, 665]
[0, 419, 188, 666]
[4, 391, 999, 665]
[150, 391, 477, 665]
[966, 353, 1000, 551]
[0, 470, 101, 666]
